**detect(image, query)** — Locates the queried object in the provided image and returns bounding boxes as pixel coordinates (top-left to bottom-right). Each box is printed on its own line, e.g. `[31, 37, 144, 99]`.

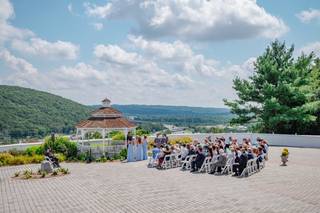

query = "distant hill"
[112, 104, 230, 116]
[0, 85, 91, 140]
[0, 85, 232, 142]
[111, 104, 232, 127]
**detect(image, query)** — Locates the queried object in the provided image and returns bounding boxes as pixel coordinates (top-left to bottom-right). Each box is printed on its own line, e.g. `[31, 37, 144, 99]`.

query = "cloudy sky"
[0, 0, 319, 107]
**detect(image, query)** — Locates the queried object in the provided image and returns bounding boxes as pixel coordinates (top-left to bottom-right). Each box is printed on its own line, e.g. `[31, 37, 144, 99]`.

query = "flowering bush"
[0, 153, 44, 166]
[169, 136, 193, 145]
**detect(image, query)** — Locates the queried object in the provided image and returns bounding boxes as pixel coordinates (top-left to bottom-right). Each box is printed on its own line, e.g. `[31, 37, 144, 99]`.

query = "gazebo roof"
[76, 117, 136, 129]
[91, 107, 122, 118]
[76, 98, 136, 129]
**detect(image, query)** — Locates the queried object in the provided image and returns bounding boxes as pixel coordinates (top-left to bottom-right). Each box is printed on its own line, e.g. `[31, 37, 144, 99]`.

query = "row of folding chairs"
[181, 154, 197, 170]
[161, 153, 183, 169]
[199, 156, 233, 175]
[240, 157, 266, 177]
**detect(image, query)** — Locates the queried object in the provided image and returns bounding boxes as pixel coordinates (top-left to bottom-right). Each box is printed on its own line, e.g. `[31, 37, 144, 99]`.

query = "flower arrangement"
[281, 148, 289, 166]
[281, 148, 289, 157]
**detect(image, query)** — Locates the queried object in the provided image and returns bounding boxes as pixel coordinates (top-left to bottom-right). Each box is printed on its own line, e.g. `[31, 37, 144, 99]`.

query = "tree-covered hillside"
[0, 85, 91, 140]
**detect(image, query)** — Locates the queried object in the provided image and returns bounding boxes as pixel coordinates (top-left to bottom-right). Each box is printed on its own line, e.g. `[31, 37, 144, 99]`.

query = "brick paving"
[1, 147, 320, 213]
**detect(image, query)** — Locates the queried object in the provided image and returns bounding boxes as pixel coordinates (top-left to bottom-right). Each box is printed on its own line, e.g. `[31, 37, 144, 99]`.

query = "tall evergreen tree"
[224, 41, 320, 134]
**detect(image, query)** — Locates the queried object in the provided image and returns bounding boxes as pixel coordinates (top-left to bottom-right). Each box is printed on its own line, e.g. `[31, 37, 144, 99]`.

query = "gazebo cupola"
[102, 98, 111, 107]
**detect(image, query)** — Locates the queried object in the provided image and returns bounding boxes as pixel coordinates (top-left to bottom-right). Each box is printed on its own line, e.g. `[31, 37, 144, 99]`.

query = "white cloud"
[94, 44, 140, 65]
[84, 0, 288, 41]
[0, 49, 37, 74]
[297, 9, 320, 23]
[299, 42, 320, 57]
[129, 35, 219, 76]
[91, 22, 104, 31]
[11, 38, 79, 60]
[67, 3, 73, 13]
[84, 2, 112, 18]
[0, 0, 33, 45]
[223, 57, 256, 79]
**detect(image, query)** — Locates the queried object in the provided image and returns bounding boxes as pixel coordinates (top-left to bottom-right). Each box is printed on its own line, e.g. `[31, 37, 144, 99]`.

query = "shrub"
[52, 170, 58, 176]
[100, 157, 107, 162]
[0, 153, 14, 166]
[23, 169, 32, 179]
[86, 131, 102, 139]
[55, 153, 66, 162]
[43, 135, 78, 158]
[59, 168, 69, 174]
[77, 153, 86, 161]
[3, 154, 43, 166]
[8, 149, 25, 156]
[111, 132, 125, 141]
[119, 148, 127, 160]
[29, 155, 44, 164]
[136, 128, 150, 136]
[8, 155, 26, 165]
[25, 146, 44, 156]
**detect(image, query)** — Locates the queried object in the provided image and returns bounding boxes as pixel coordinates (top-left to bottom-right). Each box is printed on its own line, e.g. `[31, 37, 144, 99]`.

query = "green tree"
[224, 41, 319, 134]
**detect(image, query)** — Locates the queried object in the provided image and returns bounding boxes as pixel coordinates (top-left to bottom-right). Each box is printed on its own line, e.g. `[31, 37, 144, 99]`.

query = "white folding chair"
[161, 155, 172, 169]
[181, 154, 196, 170]
[240, 160, 252, 177]
[176, 153, 182, 167]
[221, 158, 233, 175]
[198, 157, 211, 173]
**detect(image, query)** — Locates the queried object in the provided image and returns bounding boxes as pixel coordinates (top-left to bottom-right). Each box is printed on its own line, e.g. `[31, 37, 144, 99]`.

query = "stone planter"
[281, 155, 288, 166]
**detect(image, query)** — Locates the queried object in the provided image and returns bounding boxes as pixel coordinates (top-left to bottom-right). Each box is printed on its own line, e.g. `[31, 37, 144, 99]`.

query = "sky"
[0, 0, 319, 107]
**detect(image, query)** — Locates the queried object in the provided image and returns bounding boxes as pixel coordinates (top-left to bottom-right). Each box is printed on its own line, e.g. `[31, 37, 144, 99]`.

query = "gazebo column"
[102, 129, 106, 156]
[124, 128, 128, 146]
[80, 129, 86, 152]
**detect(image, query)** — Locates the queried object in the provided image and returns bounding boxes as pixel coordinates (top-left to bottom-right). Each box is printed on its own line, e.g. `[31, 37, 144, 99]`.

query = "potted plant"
[281, 148, 289, 166]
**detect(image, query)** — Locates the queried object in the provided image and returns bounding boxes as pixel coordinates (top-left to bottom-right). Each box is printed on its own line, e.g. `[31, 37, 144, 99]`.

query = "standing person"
[127, 140, 134, 162]
[142, 135, 148, 160]
[136, 137, 143, 161]
[154, 133, 161, 147]
[125, 131, 133, 160]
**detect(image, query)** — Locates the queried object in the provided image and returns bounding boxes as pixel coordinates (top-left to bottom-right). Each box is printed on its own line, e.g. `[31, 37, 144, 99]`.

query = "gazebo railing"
[77, 139, 126, 158]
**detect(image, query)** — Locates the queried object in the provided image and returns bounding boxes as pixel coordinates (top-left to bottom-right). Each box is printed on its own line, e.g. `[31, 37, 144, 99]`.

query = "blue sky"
[0, 0, 319, 107]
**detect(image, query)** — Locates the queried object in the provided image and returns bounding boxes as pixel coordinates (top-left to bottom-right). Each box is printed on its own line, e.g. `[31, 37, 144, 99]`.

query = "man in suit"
[190, 146, 205, 172]
[233, 148, 248, 176]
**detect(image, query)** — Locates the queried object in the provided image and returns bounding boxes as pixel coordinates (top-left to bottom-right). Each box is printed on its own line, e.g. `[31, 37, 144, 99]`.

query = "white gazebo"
[75, 98, 136, 151]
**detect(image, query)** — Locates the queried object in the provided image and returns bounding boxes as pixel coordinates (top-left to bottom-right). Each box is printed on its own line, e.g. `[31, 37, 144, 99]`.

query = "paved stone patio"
[1, 147, 320, 213]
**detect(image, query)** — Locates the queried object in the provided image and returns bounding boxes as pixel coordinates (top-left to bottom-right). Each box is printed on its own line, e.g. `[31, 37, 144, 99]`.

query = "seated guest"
[157, 145, 171, 168]
[224, 144, 231, 154]
[209, 149, 227, 174]
[247, 148, 255, 160]
[152, 145, 160, 160]
[190, 147, 205, 172]
[256, 147, 264, 169]
[262, 140, 269, 160]
[188, 145, 196, 155]
[180, 144, 189, 160]
[232, 148, 248, 176]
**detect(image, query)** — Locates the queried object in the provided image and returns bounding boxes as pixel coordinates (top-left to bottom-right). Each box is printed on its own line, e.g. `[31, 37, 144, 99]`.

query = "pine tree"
[224, 41, 320, 134]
